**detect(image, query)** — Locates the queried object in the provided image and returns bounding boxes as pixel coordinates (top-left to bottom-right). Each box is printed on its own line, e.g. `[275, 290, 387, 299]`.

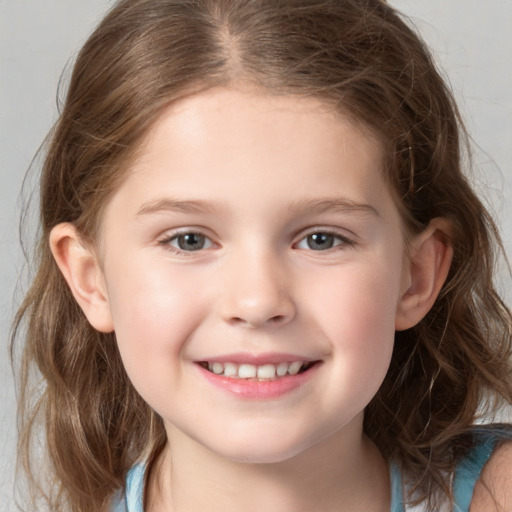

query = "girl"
[11, 0, 512, 511]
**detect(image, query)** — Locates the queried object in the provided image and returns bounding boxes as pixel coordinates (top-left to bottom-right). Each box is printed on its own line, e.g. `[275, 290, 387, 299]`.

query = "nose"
[219, 251, 296, 329]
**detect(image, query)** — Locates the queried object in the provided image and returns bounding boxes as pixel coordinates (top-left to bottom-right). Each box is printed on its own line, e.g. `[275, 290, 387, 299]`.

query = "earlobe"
[49, 223, 114, 333]
[395, 218, 453, 331]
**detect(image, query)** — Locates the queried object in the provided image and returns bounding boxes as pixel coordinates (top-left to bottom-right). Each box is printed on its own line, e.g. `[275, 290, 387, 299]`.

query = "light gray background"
[1, 1, 511, 509]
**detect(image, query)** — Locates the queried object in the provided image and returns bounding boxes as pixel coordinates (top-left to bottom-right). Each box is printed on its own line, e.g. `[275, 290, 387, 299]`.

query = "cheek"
[306, 255, 404, 392]
[103, 256, 207, 385]
[315, 261, 402, 341]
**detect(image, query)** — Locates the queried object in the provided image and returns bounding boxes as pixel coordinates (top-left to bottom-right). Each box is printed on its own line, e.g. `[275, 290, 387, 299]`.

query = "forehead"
[151, 87, 380, 144]
[101, 87, 396, 226]
[133, 87, 384, 179]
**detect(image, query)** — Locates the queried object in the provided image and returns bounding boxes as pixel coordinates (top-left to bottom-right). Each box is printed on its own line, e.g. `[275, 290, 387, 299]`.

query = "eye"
[296, 231, 352, 251]
[160, 232, 213, 252]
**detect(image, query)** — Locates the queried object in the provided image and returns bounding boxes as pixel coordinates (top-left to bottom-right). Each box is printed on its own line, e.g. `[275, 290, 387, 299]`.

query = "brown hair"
[11, 0, 512, 510]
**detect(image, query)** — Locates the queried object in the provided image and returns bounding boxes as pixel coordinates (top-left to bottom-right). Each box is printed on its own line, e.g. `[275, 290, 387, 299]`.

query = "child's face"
[97, 88, 411, 463]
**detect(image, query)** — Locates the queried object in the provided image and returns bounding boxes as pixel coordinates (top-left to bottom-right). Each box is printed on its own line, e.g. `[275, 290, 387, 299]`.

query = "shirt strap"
[111, 462, 146, 512]
[389, 461, 406, 512]
[453, 426, 511, 511]
[125, 463, 146, 512]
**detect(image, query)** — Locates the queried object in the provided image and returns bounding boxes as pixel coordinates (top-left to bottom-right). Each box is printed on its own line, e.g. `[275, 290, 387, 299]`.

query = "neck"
[146, 418, 390, 512]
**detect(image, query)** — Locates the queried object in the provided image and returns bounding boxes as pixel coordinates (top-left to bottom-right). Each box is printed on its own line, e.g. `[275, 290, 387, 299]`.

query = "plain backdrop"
[1, 1, 511, 509]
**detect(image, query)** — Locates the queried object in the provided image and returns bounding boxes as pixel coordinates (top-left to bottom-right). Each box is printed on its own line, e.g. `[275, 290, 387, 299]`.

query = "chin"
[221, 444, 307, 465]
[204, 429, 320, 465]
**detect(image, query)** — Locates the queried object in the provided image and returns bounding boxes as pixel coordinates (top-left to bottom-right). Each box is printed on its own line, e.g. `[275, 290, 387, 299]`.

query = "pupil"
[308, 233, 333, 250]
[178, 233, 205, 251]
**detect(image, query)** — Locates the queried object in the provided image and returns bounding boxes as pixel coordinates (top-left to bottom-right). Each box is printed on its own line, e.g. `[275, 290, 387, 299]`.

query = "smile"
[198, 361, 316, 380]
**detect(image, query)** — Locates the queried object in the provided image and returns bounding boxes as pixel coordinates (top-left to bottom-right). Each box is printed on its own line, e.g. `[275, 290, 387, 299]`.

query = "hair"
[11, 0, 512, 510]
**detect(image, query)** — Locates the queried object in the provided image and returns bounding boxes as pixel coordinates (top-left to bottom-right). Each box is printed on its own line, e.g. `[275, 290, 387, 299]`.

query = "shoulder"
[470, 435, 512, 511]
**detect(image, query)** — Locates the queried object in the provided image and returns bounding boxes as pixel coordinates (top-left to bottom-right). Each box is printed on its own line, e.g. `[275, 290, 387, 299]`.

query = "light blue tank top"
[111, 426, 509, 512]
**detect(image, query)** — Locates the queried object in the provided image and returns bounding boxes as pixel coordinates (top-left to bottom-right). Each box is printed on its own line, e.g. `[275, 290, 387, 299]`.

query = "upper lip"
[195, 352, 319, 365]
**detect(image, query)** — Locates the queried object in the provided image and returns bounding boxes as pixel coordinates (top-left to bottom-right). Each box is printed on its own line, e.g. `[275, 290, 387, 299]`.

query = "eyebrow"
[135, 197, 379, 218]
[288, 198, 380, 218]
[136, 198, 220, 217]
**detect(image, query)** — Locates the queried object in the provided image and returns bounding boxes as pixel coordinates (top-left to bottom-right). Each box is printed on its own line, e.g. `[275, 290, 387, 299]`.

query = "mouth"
[196, 360, 319, 381]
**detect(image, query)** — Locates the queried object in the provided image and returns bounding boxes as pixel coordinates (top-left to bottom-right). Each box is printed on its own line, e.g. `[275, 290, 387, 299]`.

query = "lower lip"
[196, 363, 320, 400]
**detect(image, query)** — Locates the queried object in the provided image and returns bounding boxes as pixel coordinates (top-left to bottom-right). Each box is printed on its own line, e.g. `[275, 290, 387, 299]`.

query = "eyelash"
[158, 231, 214, 255]
[294, 229, 355, 252]
[157, 228, 355, 255]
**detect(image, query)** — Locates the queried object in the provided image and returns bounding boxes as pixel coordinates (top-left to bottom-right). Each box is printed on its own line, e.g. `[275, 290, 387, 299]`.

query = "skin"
[51, 88, 453, 511]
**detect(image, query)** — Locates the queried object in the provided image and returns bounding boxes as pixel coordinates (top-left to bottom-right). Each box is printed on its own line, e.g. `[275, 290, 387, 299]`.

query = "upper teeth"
[207, 361, 305, 379]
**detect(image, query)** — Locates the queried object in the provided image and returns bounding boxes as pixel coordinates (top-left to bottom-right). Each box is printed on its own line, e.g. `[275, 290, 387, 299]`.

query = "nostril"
[222, 291, 296, 328]
[228, 313, 287, 328]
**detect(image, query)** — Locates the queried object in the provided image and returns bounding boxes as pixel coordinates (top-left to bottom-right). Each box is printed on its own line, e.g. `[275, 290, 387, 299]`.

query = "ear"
[395, 218, 453, 331]
[49, 223, 114, 333]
